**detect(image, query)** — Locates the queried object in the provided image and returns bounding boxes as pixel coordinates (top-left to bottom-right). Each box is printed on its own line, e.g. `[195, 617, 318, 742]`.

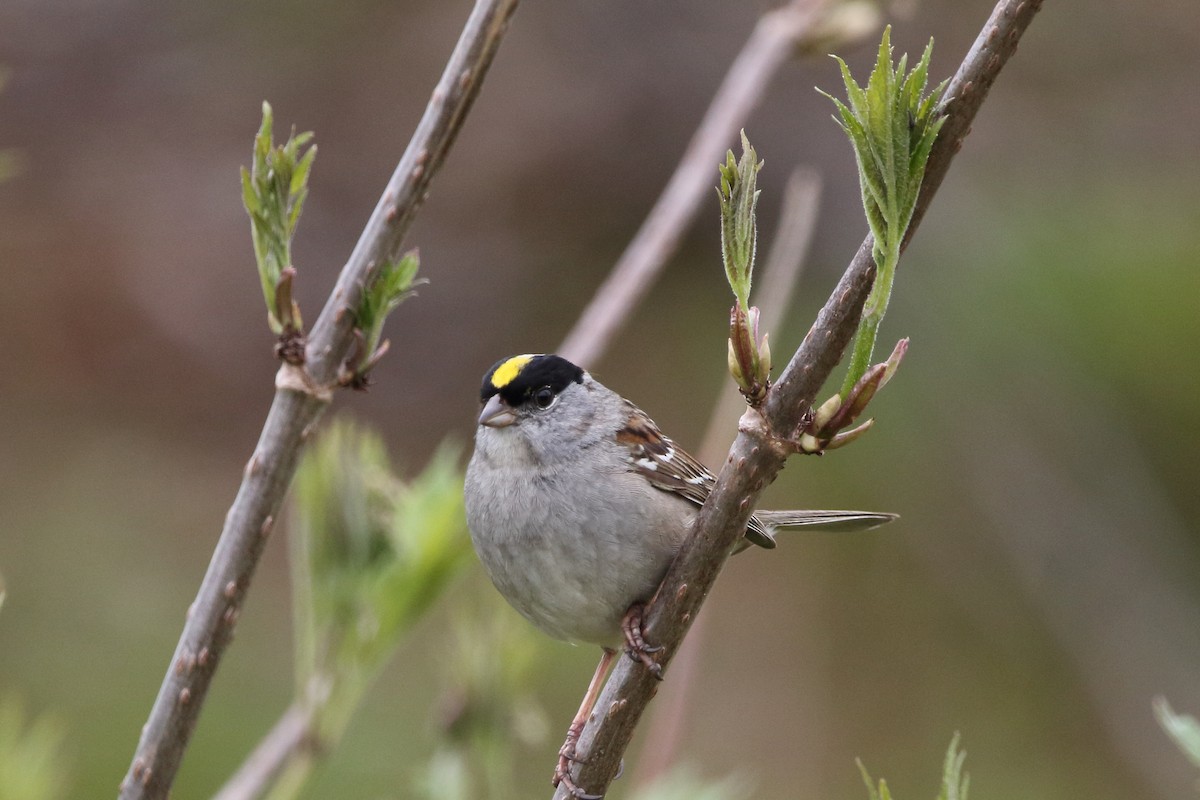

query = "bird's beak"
[478, 394, 517, 428]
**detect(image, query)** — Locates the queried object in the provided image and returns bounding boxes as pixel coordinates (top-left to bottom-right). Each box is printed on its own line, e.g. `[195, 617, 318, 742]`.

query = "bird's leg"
[554, 647, 616, 799]
[621, 602, 664, 680]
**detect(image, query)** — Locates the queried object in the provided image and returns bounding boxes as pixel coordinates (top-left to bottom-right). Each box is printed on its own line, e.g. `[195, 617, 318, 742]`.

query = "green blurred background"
[2, 0, 1199, 797]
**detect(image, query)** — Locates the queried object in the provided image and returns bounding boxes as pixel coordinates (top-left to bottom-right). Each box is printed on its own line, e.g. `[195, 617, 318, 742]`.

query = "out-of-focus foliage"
[858, 735, 969, 800]
[937, 734, 970, 800]
[271, 418, 472, 798]
[0, 698, 68, 800]
[627, 767, 748, 800]
[800, 0, 884, 56]
[1155, 698, 1200, 774]
[417, 600, 547, 800]
[0, 579, 67, 800]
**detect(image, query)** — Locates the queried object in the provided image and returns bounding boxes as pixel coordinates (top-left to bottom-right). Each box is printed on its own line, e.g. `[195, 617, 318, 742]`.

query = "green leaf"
[351, 249, 423, 379]
[937, 733, 970, 800]
[290, 418, 472, 771]
[855, 736, 968, 800]
[626, 766, 748, 800]
[856, 760, 893, 800]
[291, 144, 317, 199]
[716, 130, 763, 309]
[820, 26, 946, 396]
[287, 183, 309, 233]
[242, 101, 316, 335]
[240, 166, 259, 214]
[835, 56, 869, 120]
[716, 132, 773, 401]
[867, 29, 897, 211]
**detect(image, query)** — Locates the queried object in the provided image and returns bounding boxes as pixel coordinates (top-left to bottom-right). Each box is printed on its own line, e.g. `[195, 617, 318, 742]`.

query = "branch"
[118, 2, 520, 797]
[553, 1, 1045, 796]
[211, 704, 315, 800]
[634, 169, 821, 786]
[557, 1, 824, 367]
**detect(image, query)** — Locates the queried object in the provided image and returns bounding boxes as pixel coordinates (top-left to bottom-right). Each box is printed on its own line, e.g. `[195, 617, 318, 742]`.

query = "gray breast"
[465, 448, 687, 645]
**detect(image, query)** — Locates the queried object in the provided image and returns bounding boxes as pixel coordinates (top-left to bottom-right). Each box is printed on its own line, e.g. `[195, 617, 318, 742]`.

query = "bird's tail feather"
[739, 509, 895, 551]
[755, 509, 897, 533]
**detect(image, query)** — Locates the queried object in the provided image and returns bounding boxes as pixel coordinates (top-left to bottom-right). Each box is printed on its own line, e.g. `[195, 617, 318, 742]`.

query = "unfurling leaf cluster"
[826, 26, 945, 258]
[342, 250, 425, 388]
[717, 131, 771, 404]
[716, 130, 763, 310]
[821, 26, 945, 397]
[241, 101, 317, 337]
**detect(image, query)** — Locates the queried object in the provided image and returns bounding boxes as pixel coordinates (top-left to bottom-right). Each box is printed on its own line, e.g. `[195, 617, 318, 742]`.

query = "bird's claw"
[553, 721, 604, 798]
[621, 603, 664, 680]
[553, 771, 603, 799]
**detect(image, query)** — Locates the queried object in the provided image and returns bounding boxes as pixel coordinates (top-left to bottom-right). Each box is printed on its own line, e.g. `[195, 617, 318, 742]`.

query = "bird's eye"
[533, 387, 556, 409]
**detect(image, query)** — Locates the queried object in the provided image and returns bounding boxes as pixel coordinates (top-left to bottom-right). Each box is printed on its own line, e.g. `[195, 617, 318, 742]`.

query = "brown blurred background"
[2, 0, 1199, 797]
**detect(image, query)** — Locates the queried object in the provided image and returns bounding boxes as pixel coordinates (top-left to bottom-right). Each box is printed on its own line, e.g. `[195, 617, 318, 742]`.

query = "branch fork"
[273, 363, 333, 404]
[733, 336, 906, 458]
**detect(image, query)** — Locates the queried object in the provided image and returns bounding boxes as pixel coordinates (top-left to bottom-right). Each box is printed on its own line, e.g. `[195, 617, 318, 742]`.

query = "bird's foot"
[621, 603, 664, 680]
[553, 721, 603, 799]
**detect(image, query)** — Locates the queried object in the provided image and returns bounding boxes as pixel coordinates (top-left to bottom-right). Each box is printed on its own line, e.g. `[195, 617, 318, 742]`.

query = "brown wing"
[615, 403, 776, 549]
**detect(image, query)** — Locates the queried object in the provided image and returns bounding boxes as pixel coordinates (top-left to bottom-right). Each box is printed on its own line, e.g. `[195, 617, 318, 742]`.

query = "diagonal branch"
[633, 169, 822, 786]
[118, 2, 520, 797]
[211, 703, 316, 800]
[557, 0, 824, 368]
[553, 1, 1045, 796]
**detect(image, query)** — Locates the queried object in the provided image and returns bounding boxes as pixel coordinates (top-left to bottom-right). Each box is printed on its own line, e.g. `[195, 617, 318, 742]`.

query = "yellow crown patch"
[490, 354, 537, 389]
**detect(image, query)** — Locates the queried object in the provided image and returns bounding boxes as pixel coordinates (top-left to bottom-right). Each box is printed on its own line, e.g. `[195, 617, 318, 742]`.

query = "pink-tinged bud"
[879, 338, 908, 390]
[274, 266, 302, 333]
[825, 418, 875, 450]
[842, 362, 885, 422]
[729, 306, 757, 385]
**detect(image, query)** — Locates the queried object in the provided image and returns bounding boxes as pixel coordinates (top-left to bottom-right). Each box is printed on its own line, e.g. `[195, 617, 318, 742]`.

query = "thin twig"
[633, 169, 822, 786]
[118, 2, 520, 797]
[553, 1, 1045, 796]
[212, 704, 315, 800]
[557, 0, 825, 368]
